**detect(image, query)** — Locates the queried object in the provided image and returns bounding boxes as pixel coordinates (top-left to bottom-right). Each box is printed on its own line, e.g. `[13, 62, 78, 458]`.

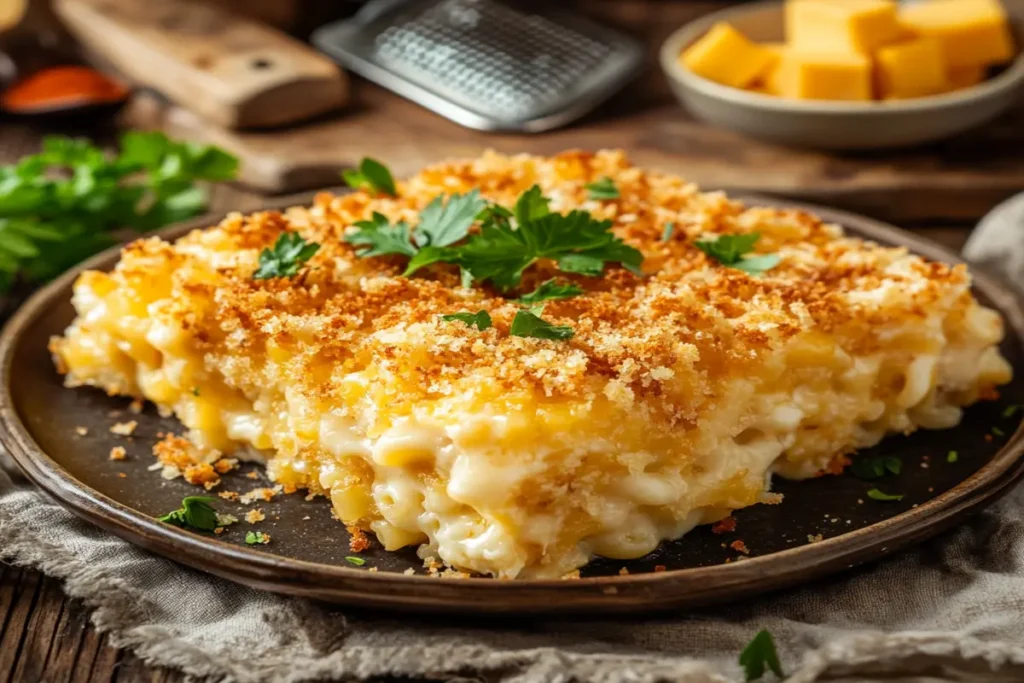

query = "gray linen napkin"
[4, 197, 1024, 683]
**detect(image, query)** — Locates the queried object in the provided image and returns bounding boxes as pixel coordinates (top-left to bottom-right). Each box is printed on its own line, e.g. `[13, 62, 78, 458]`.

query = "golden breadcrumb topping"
[79, 150, 975, 428]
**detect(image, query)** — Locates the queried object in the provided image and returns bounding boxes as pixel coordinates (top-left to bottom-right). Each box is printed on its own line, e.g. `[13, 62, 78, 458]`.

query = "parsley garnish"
[0, 132, 237, 291]
[585, 177, 619, 200]
[513, 185, 551, 225]
[695, 233, 780, 276]
[516, 279, 583, 305]
[342, 157, 396, 196]
[345, 556, 366, 566]
[414, 190, 486, 248]
[456, 210, 642, 288]
[866, 488, 903, 502]
[850, 456, 901, 480]
[245, 531, 269, 545]
[947, 450, 958, 463]
[661, 222, 675, 241]
[1003, 405, 1020, 418]
[346, 212, 416, 258]
[439, 310, 492, 330]
[158, 496, 219, 531]
[253, 232, 320, 280]
[992, 427, 1006, 437]
[510, 308, 574, 341]
[739, 629, 784, 681]
[347, 185, 643, 291]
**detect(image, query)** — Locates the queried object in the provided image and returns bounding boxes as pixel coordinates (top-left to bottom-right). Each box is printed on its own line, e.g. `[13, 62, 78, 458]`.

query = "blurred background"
[0, 0, 1020, 299]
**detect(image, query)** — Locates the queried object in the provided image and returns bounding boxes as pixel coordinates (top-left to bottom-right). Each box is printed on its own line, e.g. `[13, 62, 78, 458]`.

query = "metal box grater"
[311, 0, 644, 132]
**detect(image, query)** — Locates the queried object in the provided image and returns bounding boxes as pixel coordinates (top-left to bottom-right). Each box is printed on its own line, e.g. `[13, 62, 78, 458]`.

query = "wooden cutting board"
[124, 82, 1024, 223]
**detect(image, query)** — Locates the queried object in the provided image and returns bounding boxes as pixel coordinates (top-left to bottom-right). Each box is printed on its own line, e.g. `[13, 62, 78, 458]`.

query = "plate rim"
[3, 192, 1023, 613]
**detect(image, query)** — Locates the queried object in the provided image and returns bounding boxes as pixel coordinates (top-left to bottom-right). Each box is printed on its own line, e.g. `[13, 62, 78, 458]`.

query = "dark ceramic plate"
[2, 196, 1023, 614]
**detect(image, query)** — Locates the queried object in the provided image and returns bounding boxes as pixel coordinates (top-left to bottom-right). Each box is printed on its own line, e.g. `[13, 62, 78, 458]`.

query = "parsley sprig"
[516, 279, 583, 305]
[158, 496, 219, 531]
[585, 177, 619, 200]
[695, 233, 779, 276]
[253, 232, 320, 280]
[739, 629, 784, 681]
[342, 157, 396, 196]
[850, 456, 902, 480]
[511, 307, 574, 340]
[440, 310, 492, 330]
[866, 488, 903, 502]
[345, 184, 642, 291]
[245, 531, 270, 545]
[0, 133, 237, 291]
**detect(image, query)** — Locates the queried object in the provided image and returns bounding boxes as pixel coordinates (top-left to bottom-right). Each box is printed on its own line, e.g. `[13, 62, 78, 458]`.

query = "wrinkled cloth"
[3, 196, 1024, 683]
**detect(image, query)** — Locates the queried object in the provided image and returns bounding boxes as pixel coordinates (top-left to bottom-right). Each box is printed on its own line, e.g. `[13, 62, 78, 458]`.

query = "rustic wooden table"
[0, 0, 1019, 674]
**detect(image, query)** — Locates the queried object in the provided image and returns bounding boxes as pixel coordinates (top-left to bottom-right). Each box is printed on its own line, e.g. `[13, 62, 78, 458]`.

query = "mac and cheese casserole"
[50, 150, 1012, 578]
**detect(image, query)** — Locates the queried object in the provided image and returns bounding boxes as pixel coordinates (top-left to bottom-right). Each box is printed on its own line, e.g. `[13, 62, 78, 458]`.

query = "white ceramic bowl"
[660, 1, 1024, 150]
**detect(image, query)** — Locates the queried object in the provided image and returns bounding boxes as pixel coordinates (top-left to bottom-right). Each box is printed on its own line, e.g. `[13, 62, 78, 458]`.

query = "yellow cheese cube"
[876, 37, 948, 98]
[760, 44, 790, 95]
[946, 64, 987, 90]
[680, 22, 779, 88]
[776, 52, 873, 100]
[787, 0, 905, 54]
[899, 0, 1015, 68]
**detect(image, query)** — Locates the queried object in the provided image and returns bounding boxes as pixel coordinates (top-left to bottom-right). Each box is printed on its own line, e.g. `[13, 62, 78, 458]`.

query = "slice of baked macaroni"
[51, 150, 1012, 578]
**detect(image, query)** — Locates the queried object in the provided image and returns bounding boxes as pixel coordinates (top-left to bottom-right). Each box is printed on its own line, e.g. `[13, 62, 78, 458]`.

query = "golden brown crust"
[83, 149, 976, 427]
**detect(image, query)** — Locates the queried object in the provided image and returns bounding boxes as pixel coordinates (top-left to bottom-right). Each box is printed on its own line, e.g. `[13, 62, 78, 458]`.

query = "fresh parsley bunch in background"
[0, 132, 238, 291]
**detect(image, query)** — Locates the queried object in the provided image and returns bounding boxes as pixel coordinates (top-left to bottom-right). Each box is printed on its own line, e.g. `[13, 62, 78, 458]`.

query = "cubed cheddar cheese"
[681, 22, 779, 88]
[899, 0, 1014, 68]
[752, 42, 787, 94]
[946, 64, 987, 90]
[775, 51, 873, 100]
[787, 0, 905, 54]
[876, 37, 948, 98]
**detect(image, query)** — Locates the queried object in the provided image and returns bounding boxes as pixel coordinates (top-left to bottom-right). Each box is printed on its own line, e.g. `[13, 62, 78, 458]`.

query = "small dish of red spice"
[1, 64, 129, 116]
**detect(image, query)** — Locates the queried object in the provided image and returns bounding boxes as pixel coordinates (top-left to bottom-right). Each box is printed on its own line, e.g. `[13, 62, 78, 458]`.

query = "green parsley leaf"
[458, 210, 642, 289]
[1003, 405, 1020, 418]
[513, 185, 551, 225]
[345, 556, 367, 566]
[516, 279, 583, 305]
[739, 629, 784, 681]
[460, 267, 474, 289]
[947, 450, 959, 463]
[439, 310, 492, 330]
[585, 177, 619, 200]
[866, 488, 903, 502]
[661, 222, 675, 241]
[695, 233, 780, 276]
[245, 531, 269, 545]
[0, 133, 237, 291]
[413, 190, 486, 248]
[510, 309, 574, 341]
[851, 456, 902, 480]
[993, 427, 1006, 437]
[158, 496, 219, 531]
[342, 157, 396, 196]
[253, 232, 320, 279]
[345, 212, 416, 258]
